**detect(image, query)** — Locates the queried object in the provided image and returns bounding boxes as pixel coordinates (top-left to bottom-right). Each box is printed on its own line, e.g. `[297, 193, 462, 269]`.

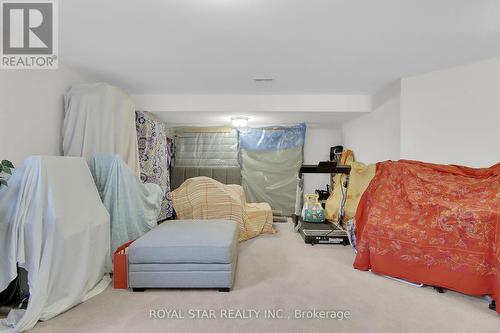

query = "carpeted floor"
[27, 223, 498, 333]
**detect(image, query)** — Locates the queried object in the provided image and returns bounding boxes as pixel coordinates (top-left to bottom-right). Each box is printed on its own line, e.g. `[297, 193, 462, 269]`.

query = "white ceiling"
[61, 0, 500, 94]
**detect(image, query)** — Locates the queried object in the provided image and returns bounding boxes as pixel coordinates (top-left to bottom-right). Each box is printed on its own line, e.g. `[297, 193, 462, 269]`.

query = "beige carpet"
[27, 223, 498, 333]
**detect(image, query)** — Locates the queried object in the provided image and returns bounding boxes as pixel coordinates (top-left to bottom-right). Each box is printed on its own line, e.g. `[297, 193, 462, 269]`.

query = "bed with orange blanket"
[353, 160, 500, 313]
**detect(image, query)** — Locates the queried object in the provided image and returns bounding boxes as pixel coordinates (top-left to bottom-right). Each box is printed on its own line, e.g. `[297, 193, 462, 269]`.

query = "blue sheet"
[90, 155, 162, 254]
[238, 123, 306, 151]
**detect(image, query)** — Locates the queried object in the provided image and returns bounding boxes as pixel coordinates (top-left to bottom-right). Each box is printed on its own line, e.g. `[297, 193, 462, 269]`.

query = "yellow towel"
[325, 151, 375, 225]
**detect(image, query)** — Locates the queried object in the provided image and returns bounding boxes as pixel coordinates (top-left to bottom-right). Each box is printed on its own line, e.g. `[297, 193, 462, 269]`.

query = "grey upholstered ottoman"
[128, 220, 238, 292]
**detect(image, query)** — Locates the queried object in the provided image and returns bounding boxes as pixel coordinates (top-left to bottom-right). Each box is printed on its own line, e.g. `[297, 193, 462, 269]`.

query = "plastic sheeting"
[0, 156, 111, 333]
[90, 155, 162, 254]
[63, 83, 140, 176]
[174, 128, 239, 167]
[239, 123, 306, 216]
[136, 111, 174, 221]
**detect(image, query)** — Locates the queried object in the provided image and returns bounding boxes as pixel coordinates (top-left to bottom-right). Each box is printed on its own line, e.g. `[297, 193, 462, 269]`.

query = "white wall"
[0, 64, 94, 166]
[341, 83, 401, 164]
[401, 58, 500, 167]
[303, 126, 343, 194]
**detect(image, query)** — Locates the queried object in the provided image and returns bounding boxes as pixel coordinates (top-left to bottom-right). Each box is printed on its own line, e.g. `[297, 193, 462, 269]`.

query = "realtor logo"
[1, 0, 58, 69]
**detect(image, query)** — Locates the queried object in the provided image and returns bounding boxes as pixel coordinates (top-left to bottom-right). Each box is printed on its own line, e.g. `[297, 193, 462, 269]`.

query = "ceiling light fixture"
[231, 116, 249, 128]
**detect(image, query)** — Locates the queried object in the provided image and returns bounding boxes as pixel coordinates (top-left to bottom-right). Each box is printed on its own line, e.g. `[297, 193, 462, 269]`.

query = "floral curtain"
[135, 111, 173, 221]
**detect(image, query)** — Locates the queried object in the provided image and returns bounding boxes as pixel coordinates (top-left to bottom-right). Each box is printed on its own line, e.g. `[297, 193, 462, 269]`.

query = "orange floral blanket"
[353, 160, 500, 313]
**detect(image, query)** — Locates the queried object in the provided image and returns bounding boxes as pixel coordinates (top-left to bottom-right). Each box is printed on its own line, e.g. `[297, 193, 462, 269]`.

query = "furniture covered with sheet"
[353, 160, 500, 314]
[63, 83, 140, 175]
[0, 156, 111, 332]
[128, 220, 238, 290]
[171, 176, 274, 241]
[90, 155, 163, 254]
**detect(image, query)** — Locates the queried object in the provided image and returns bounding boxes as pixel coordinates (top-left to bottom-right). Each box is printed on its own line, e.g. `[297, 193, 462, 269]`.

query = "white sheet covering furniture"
[63, 83, 140, 175]
[0, 156, 111, 333]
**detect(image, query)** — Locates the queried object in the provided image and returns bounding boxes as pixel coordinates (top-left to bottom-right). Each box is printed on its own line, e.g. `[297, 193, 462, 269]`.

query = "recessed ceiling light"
[231, 116, 249, 128]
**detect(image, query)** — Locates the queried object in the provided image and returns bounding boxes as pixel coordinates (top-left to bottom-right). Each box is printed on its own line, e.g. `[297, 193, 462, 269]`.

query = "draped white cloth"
[0, 156, 111, 333]
[63, 83, 140, 176]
